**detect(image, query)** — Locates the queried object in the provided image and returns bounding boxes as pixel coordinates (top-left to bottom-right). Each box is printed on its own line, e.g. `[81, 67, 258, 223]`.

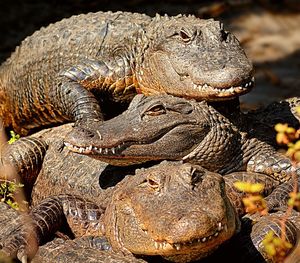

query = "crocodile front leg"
[52, 56, 136, 139]
[31, 194, 105, 239]
[0, 196, 65, 262]
[0, 194, 106, 262]
[0, 137, 48, 194]
[0, 202, 39, 262]
[54, 56, 135, 122]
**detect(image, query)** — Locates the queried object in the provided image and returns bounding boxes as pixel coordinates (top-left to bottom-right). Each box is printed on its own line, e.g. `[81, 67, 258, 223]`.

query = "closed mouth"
[192, 77, 254, 97]
[141, 221, 226, 252]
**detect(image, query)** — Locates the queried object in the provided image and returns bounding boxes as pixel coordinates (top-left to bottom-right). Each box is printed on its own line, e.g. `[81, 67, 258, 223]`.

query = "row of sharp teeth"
[64, 141, 124, 155]
[143, 222, 224, 251]
[193, 77, 254, 93]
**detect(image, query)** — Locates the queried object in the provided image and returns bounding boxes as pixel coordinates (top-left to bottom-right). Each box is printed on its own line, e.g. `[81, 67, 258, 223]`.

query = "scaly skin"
[0, 132, 238, 262]
[65, 94, 300, 183]
[0, 11, 253, 136]
[245, 97, 300, 147]
[32, 237, 146, 263]
[1, 131, 299, 262]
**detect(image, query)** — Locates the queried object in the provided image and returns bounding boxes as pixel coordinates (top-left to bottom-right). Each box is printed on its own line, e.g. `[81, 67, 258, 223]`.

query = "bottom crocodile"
[1, 127, 299, 262]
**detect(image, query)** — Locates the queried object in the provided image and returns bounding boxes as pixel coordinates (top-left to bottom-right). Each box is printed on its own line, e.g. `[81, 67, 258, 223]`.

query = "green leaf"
[8, 131, 20, 144]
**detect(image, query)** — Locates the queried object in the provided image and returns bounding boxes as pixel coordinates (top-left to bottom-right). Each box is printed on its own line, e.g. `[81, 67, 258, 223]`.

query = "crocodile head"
[65, 94, 241, 171]
[104, 161, 238, 261]
[136, 14, 254, 101]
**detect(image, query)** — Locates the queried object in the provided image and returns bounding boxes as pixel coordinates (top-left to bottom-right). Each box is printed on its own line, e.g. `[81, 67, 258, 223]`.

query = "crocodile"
[0, 132, 239, 262]
[0, 11, 253, 136]
[65, 94, 300, 183]
[1, 131, 299, 262]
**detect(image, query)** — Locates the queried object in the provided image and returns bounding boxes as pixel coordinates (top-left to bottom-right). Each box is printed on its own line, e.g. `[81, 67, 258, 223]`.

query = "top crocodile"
[0, 11, 253, 135]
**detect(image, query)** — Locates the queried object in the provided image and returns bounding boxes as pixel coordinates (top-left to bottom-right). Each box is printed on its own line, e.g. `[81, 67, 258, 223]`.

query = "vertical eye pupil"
[180, 30, 190, 42]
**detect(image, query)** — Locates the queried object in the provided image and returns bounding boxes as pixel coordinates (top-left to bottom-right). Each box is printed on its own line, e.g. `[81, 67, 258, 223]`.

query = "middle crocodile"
[0, 11, 253, 136]
[66, 94, 300, 183]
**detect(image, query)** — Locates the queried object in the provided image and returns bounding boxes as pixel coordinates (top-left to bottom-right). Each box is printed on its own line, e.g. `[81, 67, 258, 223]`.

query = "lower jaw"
[162, 246, 218, 262]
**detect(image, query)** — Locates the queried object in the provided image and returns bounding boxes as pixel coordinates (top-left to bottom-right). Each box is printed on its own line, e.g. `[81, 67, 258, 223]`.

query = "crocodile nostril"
[88, 133, 96, 138]
[221, 30, 229, 42]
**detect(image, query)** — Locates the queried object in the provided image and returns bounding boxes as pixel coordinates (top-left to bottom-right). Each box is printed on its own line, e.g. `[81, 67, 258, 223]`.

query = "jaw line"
[125, 205, 228, 255]
[64, 122, 197, 156]
[190, 77, 255, 98]
[125, 217, 228, 255]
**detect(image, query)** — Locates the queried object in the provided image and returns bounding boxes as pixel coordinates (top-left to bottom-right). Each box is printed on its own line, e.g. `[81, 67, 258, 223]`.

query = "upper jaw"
[189, 76, 255, 100]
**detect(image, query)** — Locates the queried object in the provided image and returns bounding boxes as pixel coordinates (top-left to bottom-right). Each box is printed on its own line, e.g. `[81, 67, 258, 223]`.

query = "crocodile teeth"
[147, 222, 225, 250]
[218, 222, 223, 231]
[147, 221, 225, 250]
[65, 141, 125, 156]
[192, 79, 253, 95]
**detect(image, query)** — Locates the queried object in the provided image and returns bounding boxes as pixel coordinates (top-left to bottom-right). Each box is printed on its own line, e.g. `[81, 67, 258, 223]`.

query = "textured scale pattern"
[247, 150, 299, 182]
[1, 137, 48, 189]
[0, 12, 150, 134]
[0, 11, 254, 136]
[32, 237, 145, 263]
[70, 94, 299, 183]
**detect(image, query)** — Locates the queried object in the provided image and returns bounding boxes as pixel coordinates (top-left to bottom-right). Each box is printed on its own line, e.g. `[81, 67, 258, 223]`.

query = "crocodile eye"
[144, 105, 166, 117]
[191, 168, 205, 188]
[147, 177, 160, 190]
[179, 29, 192, 42]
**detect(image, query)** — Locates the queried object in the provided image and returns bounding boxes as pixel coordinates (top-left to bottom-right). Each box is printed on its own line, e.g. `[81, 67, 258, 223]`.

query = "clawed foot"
[0, 216, 39, 262]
